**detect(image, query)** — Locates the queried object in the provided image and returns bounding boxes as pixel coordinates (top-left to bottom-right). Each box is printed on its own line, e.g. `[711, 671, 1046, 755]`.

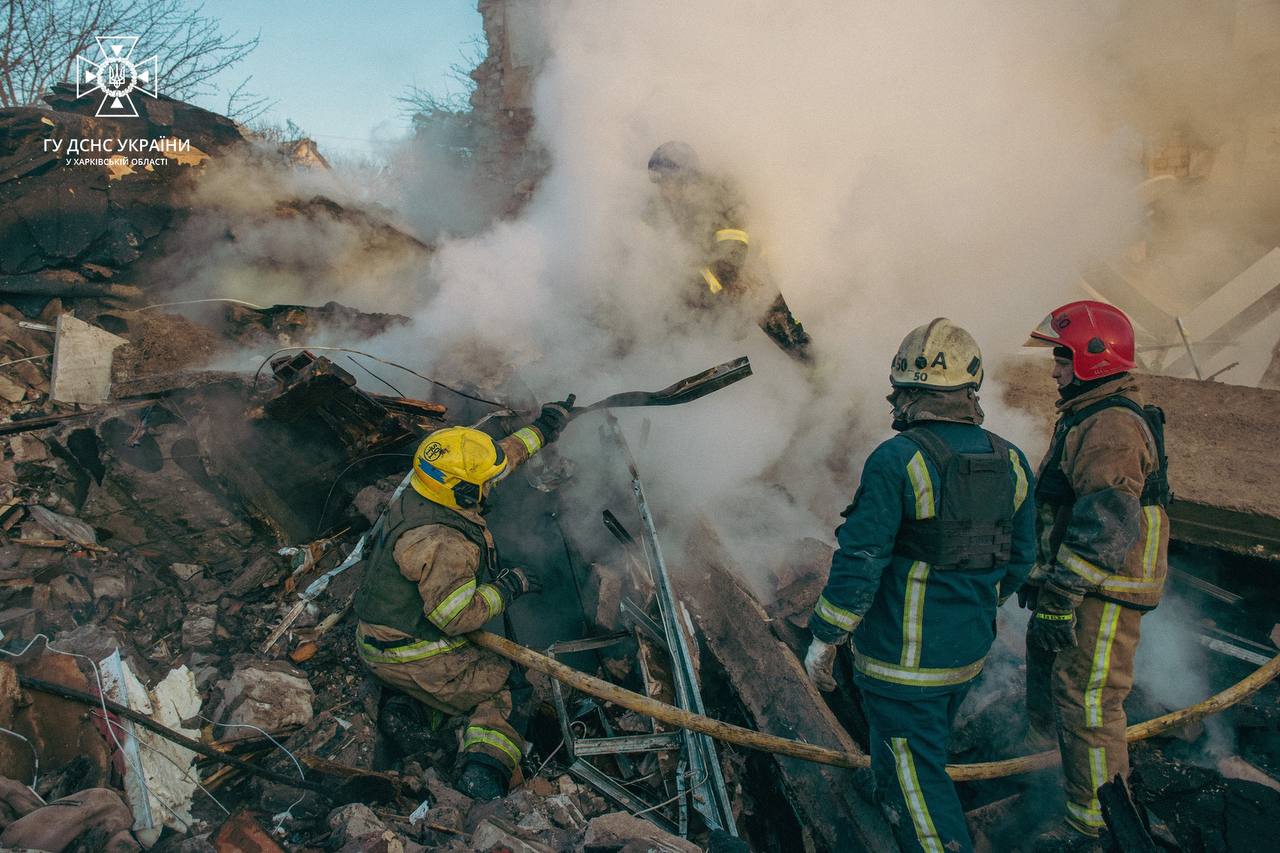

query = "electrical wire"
[346, 354, 406, 398]
[249, 345, 509, 407]
[315, 452, 414, 535]
[0, 354, 50, 369]
[198, 715, 308, 832]
[92, 712, 229, 819]
[0, 726, 41, 795]
[0, 635, 190, 831]
[133, 298, 268, 312]
[631, 769, 708, 818]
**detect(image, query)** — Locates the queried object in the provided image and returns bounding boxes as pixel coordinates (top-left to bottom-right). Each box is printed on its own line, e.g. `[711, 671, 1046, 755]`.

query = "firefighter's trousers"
[862, 684, 974, 853]
[358, 636, 525, 777]
[1026, 595, 1143, 836]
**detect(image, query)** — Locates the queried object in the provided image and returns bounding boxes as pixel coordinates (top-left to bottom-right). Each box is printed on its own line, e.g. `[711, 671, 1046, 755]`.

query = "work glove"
[1016, 583, 1040, 611]
[804, 637, 838, 692]
[1028, 586, 1079, 652]
[530, 395, 576, 445]
[493, 567, 543, 604]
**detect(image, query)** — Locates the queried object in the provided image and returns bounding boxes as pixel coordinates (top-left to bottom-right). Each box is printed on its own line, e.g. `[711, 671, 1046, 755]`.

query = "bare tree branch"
[0, 0, 257, 107]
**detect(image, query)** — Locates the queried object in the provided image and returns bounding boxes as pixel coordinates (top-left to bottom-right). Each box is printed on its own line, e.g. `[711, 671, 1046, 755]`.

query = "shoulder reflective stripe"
[356, 635, 467, 664]
[1066, 799, 1105, 832]
[462, 726, 521, 766]
[477, 584, 504, 618]
[1057, 546, 1110, 585]
[700, 266, 724, 294]
[428, 579, 477, 629]
[890, 738, 945, 853]
[854, 652, 984, 687]
[900, 561, 930, 668]
[1142, 506, 1162, 579]
[714, 228, 749, 245]
[1084, 602, 1122, 728]
[815, 595, 860, 632]
[512, 427, 543, 456]
[906, 451, 936, 520]
[1009, 449, 1029, 511]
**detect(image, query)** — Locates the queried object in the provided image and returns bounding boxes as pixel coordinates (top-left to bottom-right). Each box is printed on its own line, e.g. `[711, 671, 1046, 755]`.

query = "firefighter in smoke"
[647, 140, 813, 362]
[1021, 301, 1169, 851]
[352, 396, 575, 800]
[804, 319, 1037, 853]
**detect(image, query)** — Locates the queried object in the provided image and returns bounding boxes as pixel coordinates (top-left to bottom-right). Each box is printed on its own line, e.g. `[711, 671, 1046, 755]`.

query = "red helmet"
[1027, 300, 1136, 381]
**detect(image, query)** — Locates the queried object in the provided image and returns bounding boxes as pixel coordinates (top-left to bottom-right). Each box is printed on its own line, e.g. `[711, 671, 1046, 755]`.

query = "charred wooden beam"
[682, 526, 899, 853]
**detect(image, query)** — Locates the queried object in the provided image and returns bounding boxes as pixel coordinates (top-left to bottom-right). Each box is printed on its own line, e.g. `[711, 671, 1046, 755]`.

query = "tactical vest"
[353, 489, 498, 639]
[893, 427, 1015, 569]
[1035, 395, 1170, 510]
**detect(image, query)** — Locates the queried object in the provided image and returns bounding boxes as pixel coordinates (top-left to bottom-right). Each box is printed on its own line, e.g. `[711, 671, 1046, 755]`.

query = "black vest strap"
[1034, 395, 1170, 509]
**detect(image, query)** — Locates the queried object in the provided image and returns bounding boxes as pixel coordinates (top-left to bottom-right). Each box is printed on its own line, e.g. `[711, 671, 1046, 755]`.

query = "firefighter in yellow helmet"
[648, 141, 813, 362]
[353, 396, 574, 800]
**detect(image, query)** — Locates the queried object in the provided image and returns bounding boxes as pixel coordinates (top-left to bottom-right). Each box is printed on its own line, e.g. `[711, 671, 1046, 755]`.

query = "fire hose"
[469, 630, 1280, 782]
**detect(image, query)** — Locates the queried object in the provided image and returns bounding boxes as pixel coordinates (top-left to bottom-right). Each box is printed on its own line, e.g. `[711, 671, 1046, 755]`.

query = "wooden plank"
[681, 524, 899, 853]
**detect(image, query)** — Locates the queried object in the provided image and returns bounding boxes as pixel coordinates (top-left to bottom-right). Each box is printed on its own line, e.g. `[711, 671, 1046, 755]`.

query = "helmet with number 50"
[890, 318, 984, 391]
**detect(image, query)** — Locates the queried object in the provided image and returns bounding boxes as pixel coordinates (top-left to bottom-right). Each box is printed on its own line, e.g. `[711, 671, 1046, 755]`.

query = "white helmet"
[890, 318, 983, 390]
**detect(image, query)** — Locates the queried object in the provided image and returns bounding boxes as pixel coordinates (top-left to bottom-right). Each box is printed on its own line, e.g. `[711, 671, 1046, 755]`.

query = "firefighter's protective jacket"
[354, 432, 538, 660]
[1029, 376, 1169, 610]
[662, 175, 811, 358]
[810, 421, 1037, 696]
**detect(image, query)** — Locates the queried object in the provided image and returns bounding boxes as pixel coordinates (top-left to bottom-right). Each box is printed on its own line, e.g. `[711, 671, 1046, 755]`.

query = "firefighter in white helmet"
[804, 319, 1036, 853]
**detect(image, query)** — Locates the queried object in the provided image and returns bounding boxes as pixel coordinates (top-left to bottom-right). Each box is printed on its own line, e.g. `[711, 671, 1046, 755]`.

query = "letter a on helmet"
[890, 318, 984, 390]
[410, 427, 509, 510]
[1026, 300, 1136, 381]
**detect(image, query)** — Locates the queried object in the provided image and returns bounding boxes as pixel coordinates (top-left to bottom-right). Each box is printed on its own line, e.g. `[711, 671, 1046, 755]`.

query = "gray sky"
[189, 1, 484, 161]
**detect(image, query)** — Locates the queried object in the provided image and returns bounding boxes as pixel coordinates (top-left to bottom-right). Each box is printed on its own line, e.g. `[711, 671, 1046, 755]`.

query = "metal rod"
[606, 416, 737, 836]
[1175, 317, 1203, 380]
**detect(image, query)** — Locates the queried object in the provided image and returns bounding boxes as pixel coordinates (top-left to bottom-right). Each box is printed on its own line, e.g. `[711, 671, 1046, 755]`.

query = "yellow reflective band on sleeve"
[512, 426, 543, 456]
[854, 652, 984, 687]
[815, 595, 860, 632]
[1142, 506, 1162, 579]
[1084, 602, 1121, 728]
[900, 561, 930, 668]
[700, 266, 724, 294]
[477, 583, 504, 618]
[890, 737, 945, 853]
[428, 579, 477, 629]
[1009, 449, 1028, 511]
[462, 726, 522, 767]
[714, 228, 750, 245]
[1057, 546, 1110, 585]
[906, 451, 936, 520]
[356, 634, 468, 664]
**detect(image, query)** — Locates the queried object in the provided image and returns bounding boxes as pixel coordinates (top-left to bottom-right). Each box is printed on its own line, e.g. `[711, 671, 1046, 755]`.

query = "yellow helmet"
[890, 318, 984, 390]
[410, 427, 509, 510]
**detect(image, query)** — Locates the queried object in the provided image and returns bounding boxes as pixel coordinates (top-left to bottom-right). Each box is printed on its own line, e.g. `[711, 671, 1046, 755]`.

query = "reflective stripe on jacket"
[810, 421, 1037, 697]
[1031, 377, 1169, 610]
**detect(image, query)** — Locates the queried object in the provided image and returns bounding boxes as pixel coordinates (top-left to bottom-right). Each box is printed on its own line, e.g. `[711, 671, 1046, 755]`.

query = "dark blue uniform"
[811, 421, 1036, 852]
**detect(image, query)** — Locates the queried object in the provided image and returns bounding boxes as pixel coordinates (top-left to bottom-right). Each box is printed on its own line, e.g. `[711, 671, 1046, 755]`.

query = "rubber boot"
[456, 754, 508, 801]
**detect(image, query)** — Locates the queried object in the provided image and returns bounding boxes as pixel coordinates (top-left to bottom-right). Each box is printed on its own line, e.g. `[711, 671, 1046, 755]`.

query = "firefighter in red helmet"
[1022, 301, 1170, 851]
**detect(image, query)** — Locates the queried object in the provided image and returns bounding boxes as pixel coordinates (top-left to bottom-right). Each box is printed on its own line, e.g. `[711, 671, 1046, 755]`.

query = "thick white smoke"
[383, 0, 1150, 591]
